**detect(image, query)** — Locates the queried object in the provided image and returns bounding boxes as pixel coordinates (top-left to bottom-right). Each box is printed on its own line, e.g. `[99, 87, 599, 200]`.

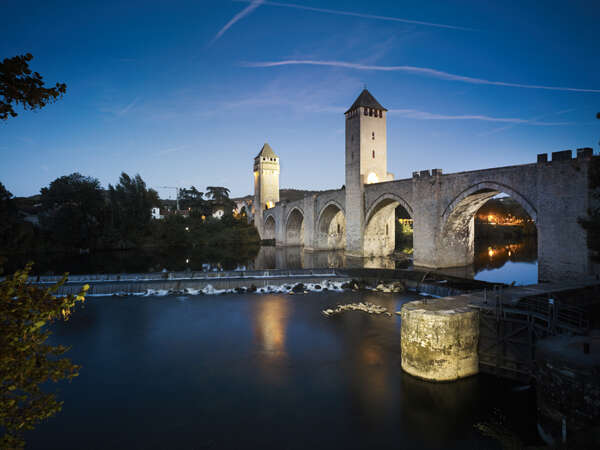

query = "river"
[26, 290, 542, 449]
[3, 236, 538, 285]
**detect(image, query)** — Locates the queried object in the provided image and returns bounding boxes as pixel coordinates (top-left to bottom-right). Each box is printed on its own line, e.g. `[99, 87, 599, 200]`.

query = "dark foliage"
[107, 173, 160, 246]
[39, 173, 105, 249]
[0, 265, 87, 448]
[0, 54, 66, 121]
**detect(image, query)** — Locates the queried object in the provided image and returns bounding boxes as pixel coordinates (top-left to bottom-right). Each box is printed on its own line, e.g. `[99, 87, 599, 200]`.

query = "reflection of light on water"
[255, 298, 288, 355]
[253, 297, 290, 386]
[352, 341, 390, 421]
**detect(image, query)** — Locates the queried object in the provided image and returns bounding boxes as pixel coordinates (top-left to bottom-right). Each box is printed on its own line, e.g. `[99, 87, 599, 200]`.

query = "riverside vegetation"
[0, 176, 261, 274]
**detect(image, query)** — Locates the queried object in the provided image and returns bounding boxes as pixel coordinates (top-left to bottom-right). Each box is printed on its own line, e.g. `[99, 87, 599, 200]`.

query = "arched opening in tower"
[441, 189, 538, 283]
[264, 215, 276, 241]
[286, 209, 304, 246]
[316, 204, 346, 250]
[363, 197, 413, 257]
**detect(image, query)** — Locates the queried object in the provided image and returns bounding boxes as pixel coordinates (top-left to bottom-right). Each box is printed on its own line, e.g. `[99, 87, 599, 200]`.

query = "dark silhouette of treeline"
[0, 173, 260, 264]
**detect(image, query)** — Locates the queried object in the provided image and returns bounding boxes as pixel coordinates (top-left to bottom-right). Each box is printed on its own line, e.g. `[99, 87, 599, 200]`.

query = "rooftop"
[255, 142, 278, 159]
[345, 89, 387, 114]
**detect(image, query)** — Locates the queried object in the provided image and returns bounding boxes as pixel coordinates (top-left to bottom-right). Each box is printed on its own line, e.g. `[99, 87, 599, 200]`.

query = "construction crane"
[158, 186, 181, 210]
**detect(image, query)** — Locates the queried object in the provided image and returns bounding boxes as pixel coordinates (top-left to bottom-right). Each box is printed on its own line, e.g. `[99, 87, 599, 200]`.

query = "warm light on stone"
[367, 172, 379, 184]
[400, 298, 479, 382]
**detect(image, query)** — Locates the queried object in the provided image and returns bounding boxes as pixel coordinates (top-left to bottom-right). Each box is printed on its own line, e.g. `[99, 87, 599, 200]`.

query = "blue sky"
[1, 0, 599, 199]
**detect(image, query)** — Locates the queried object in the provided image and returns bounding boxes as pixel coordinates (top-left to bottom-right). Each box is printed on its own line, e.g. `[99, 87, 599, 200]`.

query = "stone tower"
[344, 89, 392, 255]
[253, 143, 280, 237]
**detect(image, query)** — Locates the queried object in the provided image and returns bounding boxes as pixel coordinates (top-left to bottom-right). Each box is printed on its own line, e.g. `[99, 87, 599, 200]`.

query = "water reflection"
[25, 291, 541, 449]
[252, 296, 291, 385]
[251, 246, 408, 271]
[473, 236, 537, 272]
[3, 235, 538, 285]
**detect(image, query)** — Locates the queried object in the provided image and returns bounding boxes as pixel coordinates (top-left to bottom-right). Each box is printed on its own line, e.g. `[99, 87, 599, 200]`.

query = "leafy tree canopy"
[0, 265, 87, 448]
[205, 186, 230, 203]
[1, 54, 66, 121]
[40, 173, 105, 248]
[108, 173, 160, 243]
[179, 186, 209, 214]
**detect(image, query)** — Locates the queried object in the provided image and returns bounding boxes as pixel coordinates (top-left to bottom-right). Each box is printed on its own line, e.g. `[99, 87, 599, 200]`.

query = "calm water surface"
[5, 236, 538, 285]
[27, 291, 541, 449]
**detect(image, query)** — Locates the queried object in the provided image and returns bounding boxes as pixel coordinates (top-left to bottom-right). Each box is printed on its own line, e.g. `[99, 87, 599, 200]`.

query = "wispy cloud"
[388, 108, 573, 125]
[234, 0, 473, 31]
[477, 108, 575, 136]
[100, 97, 140, 117]
[210, 0, 264, 45]
[243, 60, 600, 93]
[116, 98, 140, 115]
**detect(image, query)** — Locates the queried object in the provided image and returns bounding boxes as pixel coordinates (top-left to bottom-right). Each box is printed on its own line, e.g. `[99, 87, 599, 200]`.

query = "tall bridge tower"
[344, 89, 393, 255]
[253, 143, 280, 237]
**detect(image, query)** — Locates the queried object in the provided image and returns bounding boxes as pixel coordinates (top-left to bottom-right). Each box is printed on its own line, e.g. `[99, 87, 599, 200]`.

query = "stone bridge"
[261, 149, 594, 282]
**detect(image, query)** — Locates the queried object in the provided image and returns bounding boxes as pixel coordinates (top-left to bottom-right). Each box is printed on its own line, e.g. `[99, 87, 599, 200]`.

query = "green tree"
[179, 186, 210, 215]
[40, 173, 105, 249]
[205, 186, 230, 203]
[1, 54, 66, 121]
[107, 173, 160, 245]
[0, 265, 88, 448]
[0, 182, 18, 243]
[205, 186, 234, 217]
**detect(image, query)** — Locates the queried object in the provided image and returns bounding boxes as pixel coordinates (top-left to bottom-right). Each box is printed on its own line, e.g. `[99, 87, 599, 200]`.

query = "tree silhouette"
[0, 54, 66, 120]
[40, 173, 105, 249]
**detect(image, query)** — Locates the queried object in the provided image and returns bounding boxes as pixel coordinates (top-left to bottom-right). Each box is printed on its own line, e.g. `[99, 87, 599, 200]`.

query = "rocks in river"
[375, 281, 405, 293]
[322, 302, 393, 318]
[340, 279, 370, 291]
[291, 283, 306, 293]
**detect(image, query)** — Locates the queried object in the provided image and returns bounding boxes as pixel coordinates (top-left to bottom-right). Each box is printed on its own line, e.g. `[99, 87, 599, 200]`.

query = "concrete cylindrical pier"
[400, 298, 479, 382]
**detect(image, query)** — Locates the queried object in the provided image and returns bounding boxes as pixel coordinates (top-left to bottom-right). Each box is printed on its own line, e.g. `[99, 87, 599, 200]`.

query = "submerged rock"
[322, 302, 392, 318]
[292, 283, 306, 293]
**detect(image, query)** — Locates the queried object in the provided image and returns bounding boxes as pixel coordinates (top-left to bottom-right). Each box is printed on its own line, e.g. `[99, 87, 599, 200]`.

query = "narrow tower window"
[364, 107, 368, 115]
[379, 110, 383, 118]
[369, 109, 373, 117]
[337, 223, 341, 234]
[372, 150, 375, 159]
[386, 224, 389, 235]
[372, 132, 375, 140]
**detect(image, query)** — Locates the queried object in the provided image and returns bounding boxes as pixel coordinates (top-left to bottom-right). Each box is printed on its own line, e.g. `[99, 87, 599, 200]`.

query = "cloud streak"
[210, 0, 264, 45]
[477, 108, 575, 136]
[388, 108, 573, 125]
[235, 0, 472, 31]
[243, 60, 600, 93]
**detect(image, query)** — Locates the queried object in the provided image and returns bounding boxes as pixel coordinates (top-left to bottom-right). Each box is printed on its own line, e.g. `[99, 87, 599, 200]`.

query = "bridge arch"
[285, 207, 305, 246]
[363, 193, 413, 257]
[316, 200, 346, 249]
[439, 181, 538, 268]
[442, 181, 537, 225]
[263, 214, 276, 240]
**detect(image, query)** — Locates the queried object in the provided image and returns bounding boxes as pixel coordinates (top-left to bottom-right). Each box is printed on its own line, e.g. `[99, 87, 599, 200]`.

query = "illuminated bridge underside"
[261, 154, 593, 282]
